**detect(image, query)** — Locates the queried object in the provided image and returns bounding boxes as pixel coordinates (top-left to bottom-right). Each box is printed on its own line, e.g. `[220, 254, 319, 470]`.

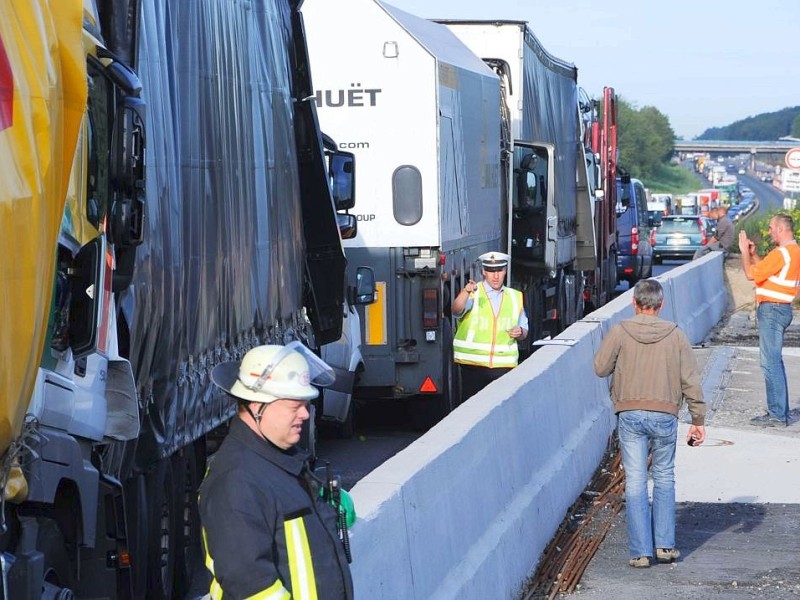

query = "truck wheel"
[146, 458, 180, 600]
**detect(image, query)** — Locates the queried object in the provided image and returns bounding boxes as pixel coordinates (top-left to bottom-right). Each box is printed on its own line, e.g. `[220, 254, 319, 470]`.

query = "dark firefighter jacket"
[198, 417, 354, 599]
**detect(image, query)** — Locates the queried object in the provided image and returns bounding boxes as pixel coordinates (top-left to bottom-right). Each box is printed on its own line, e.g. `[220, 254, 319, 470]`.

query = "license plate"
[668, 238, 688, 245]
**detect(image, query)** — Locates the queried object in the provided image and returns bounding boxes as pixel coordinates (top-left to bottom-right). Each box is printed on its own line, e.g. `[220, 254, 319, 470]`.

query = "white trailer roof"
[381, 4, 497, 77]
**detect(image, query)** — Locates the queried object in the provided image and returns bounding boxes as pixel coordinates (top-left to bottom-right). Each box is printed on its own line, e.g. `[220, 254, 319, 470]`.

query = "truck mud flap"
[73, 476, 134, 599]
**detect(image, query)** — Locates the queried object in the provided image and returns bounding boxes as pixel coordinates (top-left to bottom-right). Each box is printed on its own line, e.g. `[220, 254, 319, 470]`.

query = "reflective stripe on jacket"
[453, 284, 522, 368]
[199, 418, 353, 600]
[753, 243, 800, 304]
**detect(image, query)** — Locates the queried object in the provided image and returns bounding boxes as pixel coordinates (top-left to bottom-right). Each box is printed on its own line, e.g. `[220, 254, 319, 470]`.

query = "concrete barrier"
[349, 254, 727, 599]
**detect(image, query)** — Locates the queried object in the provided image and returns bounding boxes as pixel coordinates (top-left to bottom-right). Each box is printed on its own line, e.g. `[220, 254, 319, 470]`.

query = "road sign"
[784, 181, 800, 192]
[785, 147, 800, 170]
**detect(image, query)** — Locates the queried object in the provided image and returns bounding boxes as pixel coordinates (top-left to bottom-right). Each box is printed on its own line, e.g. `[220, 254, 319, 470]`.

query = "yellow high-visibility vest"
[454, 284, 523, 368]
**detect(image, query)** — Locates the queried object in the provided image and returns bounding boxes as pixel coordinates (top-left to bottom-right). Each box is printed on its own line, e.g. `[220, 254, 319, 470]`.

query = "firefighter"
[452, 251, 528, 404]
[199, 342, 354, 599]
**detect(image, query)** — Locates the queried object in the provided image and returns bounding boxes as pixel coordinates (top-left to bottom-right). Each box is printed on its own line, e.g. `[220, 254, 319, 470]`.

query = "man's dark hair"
[633, 279, 663, 310]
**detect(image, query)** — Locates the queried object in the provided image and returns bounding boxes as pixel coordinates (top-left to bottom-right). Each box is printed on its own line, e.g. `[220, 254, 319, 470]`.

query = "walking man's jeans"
[757, 301, 793, 422]
[617, 410, 678, 558]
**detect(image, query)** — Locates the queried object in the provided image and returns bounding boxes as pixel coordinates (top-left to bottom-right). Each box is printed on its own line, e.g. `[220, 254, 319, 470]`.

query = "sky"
[381, 0, 799, 140]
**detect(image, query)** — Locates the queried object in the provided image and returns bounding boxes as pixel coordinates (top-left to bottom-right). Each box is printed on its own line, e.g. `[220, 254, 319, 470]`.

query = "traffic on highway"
[317, 155, 792, 490]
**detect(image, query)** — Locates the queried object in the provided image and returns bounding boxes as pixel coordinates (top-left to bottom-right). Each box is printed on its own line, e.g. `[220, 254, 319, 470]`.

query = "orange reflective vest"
[453, 284, 523, 368]
[752, 242, 800, 304]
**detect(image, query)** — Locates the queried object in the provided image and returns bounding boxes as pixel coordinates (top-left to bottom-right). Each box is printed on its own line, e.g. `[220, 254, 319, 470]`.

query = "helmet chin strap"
[245, 402, 272, 444]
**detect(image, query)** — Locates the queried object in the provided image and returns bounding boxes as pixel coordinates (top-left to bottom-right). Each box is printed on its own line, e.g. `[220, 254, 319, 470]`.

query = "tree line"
[615, 98, 675, 181]
[698, 106, 800, 141]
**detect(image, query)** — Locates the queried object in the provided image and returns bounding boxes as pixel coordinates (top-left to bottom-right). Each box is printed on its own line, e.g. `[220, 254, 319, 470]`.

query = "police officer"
[199, 342, 354, 599]
[452, 251, 528, 404]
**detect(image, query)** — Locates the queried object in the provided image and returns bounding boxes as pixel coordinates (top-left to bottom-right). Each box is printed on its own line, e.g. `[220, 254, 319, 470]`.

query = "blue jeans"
[757, 301, 793, 422]
[617, 410, 678, 558]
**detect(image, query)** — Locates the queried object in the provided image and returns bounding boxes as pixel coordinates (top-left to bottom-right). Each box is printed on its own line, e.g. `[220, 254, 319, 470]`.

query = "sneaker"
[629, 556, 650, 568]
[749, 414, 787, 427]
[656, 548, 681, 563]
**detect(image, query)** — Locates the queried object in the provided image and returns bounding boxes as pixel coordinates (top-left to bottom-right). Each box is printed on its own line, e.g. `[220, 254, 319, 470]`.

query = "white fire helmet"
[211, 341, 336, 404]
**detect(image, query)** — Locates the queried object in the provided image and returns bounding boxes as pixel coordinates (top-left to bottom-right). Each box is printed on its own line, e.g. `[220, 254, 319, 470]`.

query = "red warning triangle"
[419, 376, 438, 393]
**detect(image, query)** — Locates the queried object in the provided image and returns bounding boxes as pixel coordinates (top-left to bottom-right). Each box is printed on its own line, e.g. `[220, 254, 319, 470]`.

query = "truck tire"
[145, 458, 180, 600]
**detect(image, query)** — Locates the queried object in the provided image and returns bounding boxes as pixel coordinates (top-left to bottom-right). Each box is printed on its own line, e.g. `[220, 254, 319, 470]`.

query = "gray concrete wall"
[348, 253, 726, 599]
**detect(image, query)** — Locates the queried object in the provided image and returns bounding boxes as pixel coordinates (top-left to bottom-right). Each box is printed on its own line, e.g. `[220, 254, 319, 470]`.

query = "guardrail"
[348, 253, 726, 599]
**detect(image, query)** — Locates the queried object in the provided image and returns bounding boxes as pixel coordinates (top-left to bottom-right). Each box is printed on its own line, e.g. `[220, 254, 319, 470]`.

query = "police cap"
[479, 251, 510, 272]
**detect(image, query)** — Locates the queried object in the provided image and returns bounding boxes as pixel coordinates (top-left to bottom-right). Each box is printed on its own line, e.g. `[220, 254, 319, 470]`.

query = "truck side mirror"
[109, 96, 146, 248]
[330, 150, 356, 210]
[337, 213, 357, 240]
[68, 238, 103, 358]
[349, 266, 376, 305]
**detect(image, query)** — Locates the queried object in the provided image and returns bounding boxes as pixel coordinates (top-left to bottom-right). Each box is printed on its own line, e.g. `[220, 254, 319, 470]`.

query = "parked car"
[728, 204, 745, 222]
[616, 174, 653, 283]
[650, 215, 708, 264]
[737, 198, 755, 214]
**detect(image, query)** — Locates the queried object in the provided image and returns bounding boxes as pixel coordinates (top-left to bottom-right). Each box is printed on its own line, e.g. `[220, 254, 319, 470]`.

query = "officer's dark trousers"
[459, 364, 513, 406]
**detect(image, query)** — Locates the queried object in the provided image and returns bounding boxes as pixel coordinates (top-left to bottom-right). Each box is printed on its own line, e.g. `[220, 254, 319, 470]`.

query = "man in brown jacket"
[593, 279, 706, 569]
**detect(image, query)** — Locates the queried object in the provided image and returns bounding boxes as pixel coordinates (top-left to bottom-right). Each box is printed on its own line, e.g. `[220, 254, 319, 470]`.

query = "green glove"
[337, 488, 356, 528]
[319, 484, 357, 528]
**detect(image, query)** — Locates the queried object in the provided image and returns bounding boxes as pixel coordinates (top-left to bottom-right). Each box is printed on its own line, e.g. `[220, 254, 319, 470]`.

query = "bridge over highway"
[674, 139, 799, 156]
